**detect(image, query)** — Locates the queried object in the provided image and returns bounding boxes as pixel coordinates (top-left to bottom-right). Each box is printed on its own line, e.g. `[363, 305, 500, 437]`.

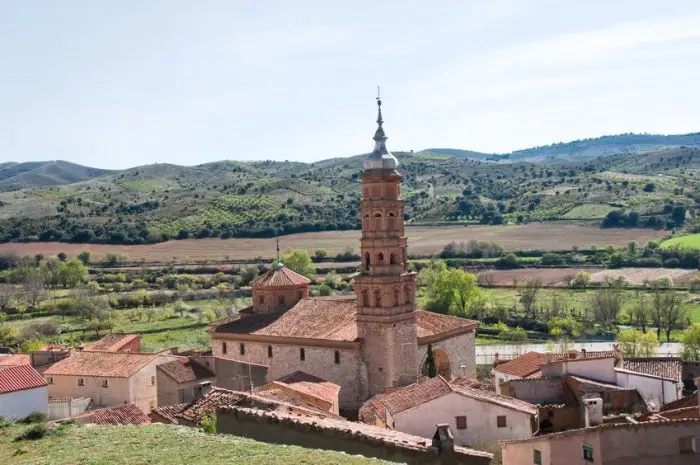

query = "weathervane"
[276, 238, 280, 264]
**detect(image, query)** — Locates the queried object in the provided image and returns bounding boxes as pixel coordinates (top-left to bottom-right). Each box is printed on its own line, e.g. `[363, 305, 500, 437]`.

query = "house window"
[497, 415, 507, 428]
[279, 295, 285, 305]
[222, 342, 227, 354]
[151, 376, 156, 386]
[102, 380, 109, 388]
[679, 436, 696, 454]
[178, 389, 186, 403]
[534, 450, 542, 464]
[46, 377, 53, 384]
[240, 343, 245, 355]
[334, 350, 341, 364]
[300, 348, 306, 361]
[455, 416, 467, 430]
[583, 444, 594, 462]
[149, 401, 155, 410]
[77, 378, 85, 387]
[268, 345, 273, 358]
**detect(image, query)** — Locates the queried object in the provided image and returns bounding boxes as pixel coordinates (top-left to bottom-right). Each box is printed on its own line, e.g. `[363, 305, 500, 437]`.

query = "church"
[210, 98, 478, 412]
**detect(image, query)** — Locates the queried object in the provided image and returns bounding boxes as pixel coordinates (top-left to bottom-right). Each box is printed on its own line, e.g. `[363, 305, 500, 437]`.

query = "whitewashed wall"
[0, 387, 48, 420]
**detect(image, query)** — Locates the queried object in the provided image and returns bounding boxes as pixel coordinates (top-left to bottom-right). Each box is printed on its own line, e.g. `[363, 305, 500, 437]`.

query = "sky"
[2, 1, 700, 170]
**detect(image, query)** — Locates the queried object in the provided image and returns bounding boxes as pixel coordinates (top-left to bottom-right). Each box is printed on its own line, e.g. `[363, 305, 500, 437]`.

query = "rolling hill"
[0, 160, 110, 192]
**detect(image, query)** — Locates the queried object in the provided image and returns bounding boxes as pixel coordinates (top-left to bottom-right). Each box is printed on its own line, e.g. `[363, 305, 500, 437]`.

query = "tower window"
[240, 343, 245, 355]
[300, 348, 306, 361]
[259, 296, 265, 305]
[268, 345, 273, 358]
[361, 289, 369, 307]
[279, 295, 285, 305]
[334, 350, 341, 364]
[364, 252, 370, 267]
[377, 252, 384, 264]
[222, 342, 227, 354]
[374, 289, 381, 307]
[390, 253, 396, 264]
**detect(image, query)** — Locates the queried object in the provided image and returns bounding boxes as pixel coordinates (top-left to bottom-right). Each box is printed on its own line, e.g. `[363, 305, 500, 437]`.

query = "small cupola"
[251, 262, 311, 314]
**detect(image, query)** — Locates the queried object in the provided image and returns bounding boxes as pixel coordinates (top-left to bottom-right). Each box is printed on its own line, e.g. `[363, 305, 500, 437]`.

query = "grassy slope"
[661, 234, 700, 250]
[1, 423, 389, 465]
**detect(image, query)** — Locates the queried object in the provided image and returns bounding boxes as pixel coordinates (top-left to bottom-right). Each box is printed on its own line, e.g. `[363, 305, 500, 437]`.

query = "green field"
[662, 234, 700, 250]
[1, 423, 388, 465]
[562, 203, 616, 219]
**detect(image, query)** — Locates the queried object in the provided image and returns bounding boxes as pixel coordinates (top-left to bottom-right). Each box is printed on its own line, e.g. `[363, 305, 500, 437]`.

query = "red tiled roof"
[82, 333, 139, 352]
[450, 377, 481, 389]
[451, 384, 538, 415]
[622, 358, 682, 381]
[213, 297, 477, 343]
[157, 359, 214, 384]
[76, 404, 151, 425]
[661, 394, 698, 412]
[0, 353, 31, 366]
[271, 371, 340, 406]
[150, 403, 189, 424]
[0, 365, 47, 394]
[251, 265, 311, 288]
[44, 351, 159, 378]
[494, 352, 548, 378]
[178, 388, 247, 422]
[256, 388, 336, 416]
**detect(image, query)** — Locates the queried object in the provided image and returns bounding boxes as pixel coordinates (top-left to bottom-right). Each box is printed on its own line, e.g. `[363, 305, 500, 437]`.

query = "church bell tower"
[355, 95, 418, 396]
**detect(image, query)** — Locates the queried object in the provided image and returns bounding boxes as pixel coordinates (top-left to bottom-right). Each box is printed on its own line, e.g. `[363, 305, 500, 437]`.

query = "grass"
[661, 234, 700, 250]
[1, 423, 388, 465]
[562, 203, 616, 219]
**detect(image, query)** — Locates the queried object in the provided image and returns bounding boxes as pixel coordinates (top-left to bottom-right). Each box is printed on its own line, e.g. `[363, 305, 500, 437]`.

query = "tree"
[174, 301, 189, 318]
[651, 290, 687, 342]
[41, 259, 61, 290]
[573, 271, 591, 288]
[317, 284, 333, 296]
[323, 271, 342, 289]
[427, 269, 484, 317]
[681, 324, 700, 361]
[0, 284, 16, 310]
[519, 278, 542, 319]
[549, 316, 582, 351]
[617, 329, 658, 357]
[628, 295, 651, 333]
[425, 344, 437, 378]
[58, 258, 88, 288]
[77, 251, 91, 265]
[313, 249, 328, 261]
[22, 277, 47, 310]
[279, 249, 315, 278]
[588, 284, 625, 331]
[57, 252, 68, 262]
[417, 260, 447, 289]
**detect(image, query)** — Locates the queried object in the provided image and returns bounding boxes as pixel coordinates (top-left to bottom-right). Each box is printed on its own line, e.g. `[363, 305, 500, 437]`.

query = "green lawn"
[1, 423, 388, 465]
[661, 234, 700, 250]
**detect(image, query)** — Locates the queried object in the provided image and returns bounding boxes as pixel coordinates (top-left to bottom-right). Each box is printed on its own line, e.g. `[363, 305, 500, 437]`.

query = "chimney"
[582, 396, 603, 427]
[432, 424, 454, 453]
[581, 349, 586, 357]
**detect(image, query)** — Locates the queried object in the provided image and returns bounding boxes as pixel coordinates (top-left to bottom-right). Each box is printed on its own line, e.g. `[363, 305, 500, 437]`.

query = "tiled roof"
[157, 359, 214, 384]
[0, 353, 31, 366]
[661, 394, 698, 412]
[150, 403, 189, 424]
[494, 352, 548, 378]
[82, 333, 139, 352]
[76, 404, 151, 425]
[251, 265, 311, 288]
[43, 351, 158, 378]
[178, 388, 247, 422]
[213, 297, 477, 343]
[256, 389, 337, 416]
[622, 358, 682, 381]
[450, 377, 481, 388]
[271, 371, 340, 406]
[451, 384, 538, 415]
[0, 365, 47, 394]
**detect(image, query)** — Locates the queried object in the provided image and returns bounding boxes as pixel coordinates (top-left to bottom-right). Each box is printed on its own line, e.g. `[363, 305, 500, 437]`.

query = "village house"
[257, 371, 341, 415]
[156, 357, 215, 405]
[501, 419, 700, 465]
[81, 333, 141, 353]
[42, 351, 176, 412]
[0, 364, 48, 420]
[209, 99, 479, 413]
[358, 376, 538, 445]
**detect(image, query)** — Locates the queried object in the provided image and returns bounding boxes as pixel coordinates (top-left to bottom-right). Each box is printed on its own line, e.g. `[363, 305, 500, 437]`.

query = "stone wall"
[501, 378, 565, 404]
[217, 407, 492, 465]
[214, 357, 268, 392]
[419, 331, 477, 380]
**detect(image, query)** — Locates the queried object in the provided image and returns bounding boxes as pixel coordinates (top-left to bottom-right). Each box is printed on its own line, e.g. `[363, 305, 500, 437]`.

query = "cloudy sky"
[2, 0, 700, 169]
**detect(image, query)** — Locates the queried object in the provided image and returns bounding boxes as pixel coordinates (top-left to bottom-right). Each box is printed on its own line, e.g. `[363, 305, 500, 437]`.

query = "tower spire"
[274, 238, 282, 269]
[364, 88, 398, 170]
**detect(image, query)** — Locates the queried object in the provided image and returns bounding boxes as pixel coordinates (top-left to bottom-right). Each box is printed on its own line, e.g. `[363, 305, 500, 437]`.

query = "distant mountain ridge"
[0, 160, 111, 192]
[426, 131, 700, 163]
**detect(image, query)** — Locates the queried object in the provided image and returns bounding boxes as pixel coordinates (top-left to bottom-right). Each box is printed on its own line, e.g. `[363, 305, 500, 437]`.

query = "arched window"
[361, 289, 369, 307]
[377, 252, 384, 264]
[365, 252, 371, 268]
[374, 289, 381, 307]
[373, 212, 382, 229]
[404, 285, 411, 304]
[390, 252, 397, 265]
[393, 287, 400, 306]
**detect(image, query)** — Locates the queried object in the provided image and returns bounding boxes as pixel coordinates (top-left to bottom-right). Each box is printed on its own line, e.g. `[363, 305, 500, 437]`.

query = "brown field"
[478, 267, 700, 287]
[0, 223, 667, 262]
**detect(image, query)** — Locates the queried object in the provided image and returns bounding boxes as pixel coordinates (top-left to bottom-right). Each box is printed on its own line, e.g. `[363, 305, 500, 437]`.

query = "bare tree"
[588, 285, 625, 331]
[0, 284, 16, 310]
[651, 290, 688, 342]
[628, 293, 651, 333]
[22, 277, 47, 310]
[519, 278, 542, 319]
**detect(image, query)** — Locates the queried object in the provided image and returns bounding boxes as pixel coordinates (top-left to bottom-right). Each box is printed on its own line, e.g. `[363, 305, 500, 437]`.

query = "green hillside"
[662, 234, 700, 250]
[0, 143, 698, 245]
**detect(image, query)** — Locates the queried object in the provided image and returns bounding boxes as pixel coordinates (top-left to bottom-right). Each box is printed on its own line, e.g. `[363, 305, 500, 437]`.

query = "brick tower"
[355, 96, 418, 397]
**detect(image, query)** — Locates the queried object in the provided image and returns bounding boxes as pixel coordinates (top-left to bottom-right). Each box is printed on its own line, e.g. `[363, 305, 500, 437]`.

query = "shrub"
[16, 423, 48, 440]
[18, 412, 48, 424]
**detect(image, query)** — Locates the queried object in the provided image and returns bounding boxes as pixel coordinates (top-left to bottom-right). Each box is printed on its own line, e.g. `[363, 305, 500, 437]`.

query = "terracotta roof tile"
[214, 298, 477, 343]
[494, 352, 548, 378]
[76, 404, 151, 425]
[150, 403, 189, 423]
[660, 394, 698, 412]
[360, 377, 453, 419]
[270, 371, 340, 406]
[178, 388, 247, 422]
[157, 359, 214, 384]
[0, 353, 31, 366]
[256, 388, 337, 416]
[44, 351, 159, 378]
[251, 266, 311, 288]
[622, 358, 682, 381]
[451, 384, 538, 415]
[0, 365, 47, 394]
[82, 333, 139, 352]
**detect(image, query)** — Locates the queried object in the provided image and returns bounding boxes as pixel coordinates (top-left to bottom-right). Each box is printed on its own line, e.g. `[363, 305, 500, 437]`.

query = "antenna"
[377, 85, 381, 100]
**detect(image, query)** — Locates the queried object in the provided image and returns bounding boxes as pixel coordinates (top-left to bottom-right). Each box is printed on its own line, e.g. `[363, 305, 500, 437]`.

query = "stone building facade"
[210, 98, 478, 412]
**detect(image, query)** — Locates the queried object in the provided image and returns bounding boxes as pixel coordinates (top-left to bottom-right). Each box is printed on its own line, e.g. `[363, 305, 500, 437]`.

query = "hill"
[0, 144, 698, 245]
[427, 132, 700, 163]
[0, 160, 110, 192]
[1, 423, 387, 465]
